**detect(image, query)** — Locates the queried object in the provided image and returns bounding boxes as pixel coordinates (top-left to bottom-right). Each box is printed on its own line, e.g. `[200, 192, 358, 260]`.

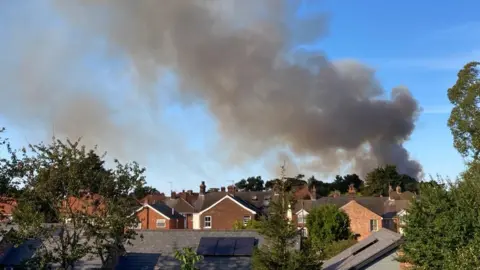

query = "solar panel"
[215, 238, 236, 256]
[233, 237, 255, 256]
[351, 237, 379, 255]
[197, 237, 219, 256]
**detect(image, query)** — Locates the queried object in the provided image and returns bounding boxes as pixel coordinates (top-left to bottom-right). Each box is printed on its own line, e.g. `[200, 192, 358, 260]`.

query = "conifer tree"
[253, 164, 322, 270]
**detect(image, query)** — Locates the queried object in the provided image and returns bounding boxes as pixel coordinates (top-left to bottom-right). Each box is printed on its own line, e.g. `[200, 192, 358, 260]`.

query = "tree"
[363, 165, 418, 196]
[252, 165, 322, 270]
[399, 176, 480, 269]
[132, 185, 159, 200]
[236, 176, 264, 191]
[174, 247, 203, 270]
[306, 204, 354, 258]
[12, 138, 145, 269]
[331, 174, 363, 194]
[0, 128, 22, 197]
[447, 61, 480, 162]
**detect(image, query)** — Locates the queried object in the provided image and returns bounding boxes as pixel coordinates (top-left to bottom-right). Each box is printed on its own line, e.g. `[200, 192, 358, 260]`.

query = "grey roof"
[295, 197, 412, 218]
[322, 228, 402, 270]
[149, 203, 185, 219]
[123, 230, 266, 269]
[193, 192, 272, 213]
[165, 198, 194, 214]
[389, 190, 415, 201]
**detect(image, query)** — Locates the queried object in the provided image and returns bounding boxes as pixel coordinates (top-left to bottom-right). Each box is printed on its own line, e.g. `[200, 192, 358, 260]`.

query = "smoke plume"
[0, 0, 422, 179]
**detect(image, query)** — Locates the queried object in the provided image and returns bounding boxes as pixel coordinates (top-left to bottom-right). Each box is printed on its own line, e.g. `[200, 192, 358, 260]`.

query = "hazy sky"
[0, 0, 478, 193]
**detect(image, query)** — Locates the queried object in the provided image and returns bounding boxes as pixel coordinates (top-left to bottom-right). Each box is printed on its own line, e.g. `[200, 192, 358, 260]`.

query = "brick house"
[134, 203, 185, 230]
[165, 196, 195, 229]
[62, 192, 106, 219]
[293, 187, 412, 240]
[139, 193, 166, 205]
[192, 182, 269, 229]
[0, 197, 16, 221]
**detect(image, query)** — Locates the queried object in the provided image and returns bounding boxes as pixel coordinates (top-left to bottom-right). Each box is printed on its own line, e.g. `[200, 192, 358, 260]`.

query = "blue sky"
[1, 0, 479, 193]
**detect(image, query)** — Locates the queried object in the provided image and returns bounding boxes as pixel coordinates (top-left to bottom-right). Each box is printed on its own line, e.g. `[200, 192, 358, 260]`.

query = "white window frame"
[370, 219, 379, 232]
[204, 216, 212, 228]
[135, 222, 142, 229]
[243, 216, 251, 226]
[297, 212, 308, 224]
[156, 218, 166, 228]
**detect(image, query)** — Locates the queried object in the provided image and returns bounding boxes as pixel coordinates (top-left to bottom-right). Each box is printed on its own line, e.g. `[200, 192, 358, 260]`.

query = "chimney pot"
[200, 181, 206, 195]
[221, 187, 226, 192]
[348, 184, 356, 196]
[310, 185, 317, 201]
[227, 185, 235, 194]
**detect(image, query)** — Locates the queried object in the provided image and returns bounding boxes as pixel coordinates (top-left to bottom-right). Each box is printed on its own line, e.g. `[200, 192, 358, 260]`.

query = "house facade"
[134, 203, 185, 230]
[292, 186, 412, 240]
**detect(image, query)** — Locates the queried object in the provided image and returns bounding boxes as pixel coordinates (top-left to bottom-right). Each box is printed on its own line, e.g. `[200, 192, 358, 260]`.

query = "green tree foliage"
[132, 185, 159, 200]
[363, 165, 418, 196]
[174, 247, 203, 270]
[253, 166, 322, 270]
[447, 61, 480, 162]
[0, 128, 22, 198]
[265, 174, 307, 191]
[331, 174, 363, 194]
[232, 219, 261, 230]
[11, 138, 145, 269]
[399, 176, 480, 269]
[236, 176, 265, 191]
[306, 204, 354, 258]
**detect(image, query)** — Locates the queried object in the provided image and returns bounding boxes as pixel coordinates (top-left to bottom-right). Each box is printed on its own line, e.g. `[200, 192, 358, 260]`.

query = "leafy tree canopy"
[306, 204, 354, 258]
[447, 61, 480, 162]
[11, 138, 146, 269]
[253, 166, 322, 270]
[236, 176, 264, 191]
[400, 174, 480, 269]
[363, 165, 418, 196]
[132, 185, 159, 200]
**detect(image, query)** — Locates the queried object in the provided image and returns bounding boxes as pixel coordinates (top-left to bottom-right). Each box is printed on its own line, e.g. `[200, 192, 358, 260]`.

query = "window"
[156, 219, 166, 228]
[135, 222, 142, 229]
[204, 216, 212, 228]
[243, 216, 251, 226]
[370, 219, 379, 232]
[297, 211, 308, 224]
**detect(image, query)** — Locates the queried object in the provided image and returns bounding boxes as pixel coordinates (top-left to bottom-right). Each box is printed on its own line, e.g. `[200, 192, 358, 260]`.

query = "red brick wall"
[341, 201, 382, 240]
[200, 198, 255, 229]
[136, 207, 184, 230]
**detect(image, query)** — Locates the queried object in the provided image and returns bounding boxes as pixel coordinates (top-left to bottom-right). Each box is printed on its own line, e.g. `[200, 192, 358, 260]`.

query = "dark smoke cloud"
[2, 0, 422, 179]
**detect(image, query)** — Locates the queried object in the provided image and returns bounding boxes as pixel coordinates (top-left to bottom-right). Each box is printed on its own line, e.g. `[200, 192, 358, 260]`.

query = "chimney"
[396, 185, 402, 194]
[187, 190, 193, 195]
[171, 191, 176, 199]
[221, 187, 226, 192]
[227, 185, 235, 195]
[389, 185, 393, 193]
[200, 181, 206, 195]
[310, 185, 317, 201]
[348, 184, 356, 197]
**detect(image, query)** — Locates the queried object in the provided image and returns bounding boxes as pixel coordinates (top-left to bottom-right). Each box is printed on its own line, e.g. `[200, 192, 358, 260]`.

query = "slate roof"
[193, 192, 272, 214]
[294, 196, 411, 218]
[389, 190, 415, 201]
[122, 230, 266, 269]
[165, 197, 195, 214]
[322, 228, 402, 270]
[149, 203, 185, 219]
